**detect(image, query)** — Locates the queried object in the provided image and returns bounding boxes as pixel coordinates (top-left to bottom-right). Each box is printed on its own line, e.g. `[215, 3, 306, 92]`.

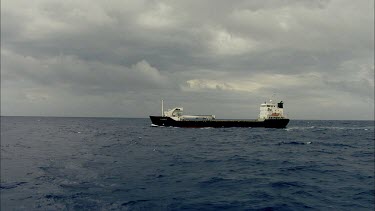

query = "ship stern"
[264, 119, 290, 128]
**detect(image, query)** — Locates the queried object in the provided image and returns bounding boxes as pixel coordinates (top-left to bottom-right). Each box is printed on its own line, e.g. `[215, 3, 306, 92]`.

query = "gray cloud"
[1, 0, 374, 119]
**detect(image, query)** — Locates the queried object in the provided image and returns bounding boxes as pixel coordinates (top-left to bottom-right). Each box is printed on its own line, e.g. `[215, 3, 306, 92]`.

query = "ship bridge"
[258, 100, 286, 120]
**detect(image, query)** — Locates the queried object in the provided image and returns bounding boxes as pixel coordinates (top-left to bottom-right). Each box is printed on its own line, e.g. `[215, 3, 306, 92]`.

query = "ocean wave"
[270, 181, 305, 188]
[277, 141, 312, 145]
[286, 126, 374, 131]
[0, 182, 27, 190]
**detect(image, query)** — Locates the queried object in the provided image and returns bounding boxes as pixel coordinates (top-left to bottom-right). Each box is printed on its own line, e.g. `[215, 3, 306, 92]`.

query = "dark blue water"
[1, 117, 374, 210]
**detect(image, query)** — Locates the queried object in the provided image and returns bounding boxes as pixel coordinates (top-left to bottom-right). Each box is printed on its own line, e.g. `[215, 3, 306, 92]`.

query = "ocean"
[1, 117, 374, 210]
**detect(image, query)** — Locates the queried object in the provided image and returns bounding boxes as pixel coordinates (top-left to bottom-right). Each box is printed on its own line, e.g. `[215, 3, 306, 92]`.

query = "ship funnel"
[277, 101, 284, 108]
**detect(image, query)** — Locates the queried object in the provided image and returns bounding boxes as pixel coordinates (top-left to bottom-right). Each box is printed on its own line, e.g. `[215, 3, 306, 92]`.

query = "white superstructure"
[258, 100, 286, 120]
[160, 99, 286, 121]
[163, 107, 215, 121]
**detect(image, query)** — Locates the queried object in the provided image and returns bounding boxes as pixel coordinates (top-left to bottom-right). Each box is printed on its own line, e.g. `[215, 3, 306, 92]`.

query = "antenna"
[161, 99, 164, 116]
[269, 92, 276, 103]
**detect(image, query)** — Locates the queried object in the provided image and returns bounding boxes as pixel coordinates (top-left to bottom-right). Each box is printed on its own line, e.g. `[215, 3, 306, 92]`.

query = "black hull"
[149, 116, 289, 128]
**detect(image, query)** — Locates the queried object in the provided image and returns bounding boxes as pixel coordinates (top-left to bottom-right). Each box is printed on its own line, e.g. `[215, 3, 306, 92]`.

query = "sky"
[1, 0, 374, 120]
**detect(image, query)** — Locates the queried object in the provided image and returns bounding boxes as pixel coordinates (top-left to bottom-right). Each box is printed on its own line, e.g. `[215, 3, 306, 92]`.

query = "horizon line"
[1, 115, 374, 121]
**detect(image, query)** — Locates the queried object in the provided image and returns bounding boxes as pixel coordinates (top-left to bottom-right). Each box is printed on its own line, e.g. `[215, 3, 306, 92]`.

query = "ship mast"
[161, 99, 164, 116]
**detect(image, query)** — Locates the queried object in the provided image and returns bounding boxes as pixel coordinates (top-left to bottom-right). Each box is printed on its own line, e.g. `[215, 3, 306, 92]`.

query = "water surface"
[1, 117, 374, 210]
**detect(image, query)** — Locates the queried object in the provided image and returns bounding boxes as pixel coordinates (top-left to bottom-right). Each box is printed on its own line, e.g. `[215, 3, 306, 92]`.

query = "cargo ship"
[149, 100, 289, 128]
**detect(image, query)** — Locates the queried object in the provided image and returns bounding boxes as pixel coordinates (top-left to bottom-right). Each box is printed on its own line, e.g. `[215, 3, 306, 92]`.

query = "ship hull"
[150, 116, 289, 128]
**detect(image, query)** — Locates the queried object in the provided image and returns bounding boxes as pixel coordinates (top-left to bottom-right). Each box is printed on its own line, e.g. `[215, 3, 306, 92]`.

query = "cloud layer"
[1, 0, 374, 119]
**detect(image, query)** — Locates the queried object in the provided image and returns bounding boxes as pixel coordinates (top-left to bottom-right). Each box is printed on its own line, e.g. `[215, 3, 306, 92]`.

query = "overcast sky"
[1, 0, 374, 120]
